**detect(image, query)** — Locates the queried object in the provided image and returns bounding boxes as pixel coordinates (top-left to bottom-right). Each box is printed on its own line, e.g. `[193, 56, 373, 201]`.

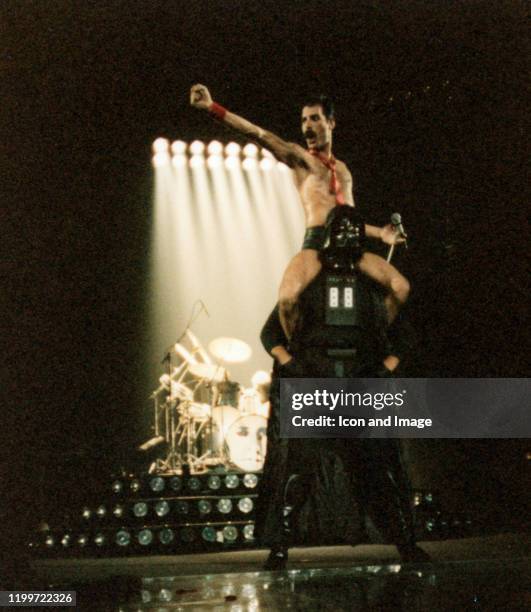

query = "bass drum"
[225, 414, 268, 472]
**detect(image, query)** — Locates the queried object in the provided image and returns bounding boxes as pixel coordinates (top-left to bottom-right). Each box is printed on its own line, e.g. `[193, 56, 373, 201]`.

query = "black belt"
[302, 226, 326, 250]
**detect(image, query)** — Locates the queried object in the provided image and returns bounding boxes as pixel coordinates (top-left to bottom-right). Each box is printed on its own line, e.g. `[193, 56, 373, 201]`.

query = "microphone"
[386, 212, 408, 262]
[390, 212, 407, 239]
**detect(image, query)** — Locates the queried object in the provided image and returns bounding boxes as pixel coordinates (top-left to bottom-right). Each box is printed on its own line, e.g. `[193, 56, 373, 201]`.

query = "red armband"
[208, 102, 227, 120]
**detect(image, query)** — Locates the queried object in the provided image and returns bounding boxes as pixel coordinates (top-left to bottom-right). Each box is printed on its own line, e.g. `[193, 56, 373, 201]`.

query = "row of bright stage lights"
[81, 495, 256, 521]
[32, 471, 262, 556]
[151, 138, 288, 171]
[110, 472, 259, 494]
[41, 522, 255, 550]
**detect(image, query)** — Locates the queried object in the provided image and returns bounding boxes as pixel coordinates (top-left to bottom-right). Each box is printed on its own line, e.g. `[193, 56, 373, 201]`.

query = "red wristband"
[208, 102, 227, 120]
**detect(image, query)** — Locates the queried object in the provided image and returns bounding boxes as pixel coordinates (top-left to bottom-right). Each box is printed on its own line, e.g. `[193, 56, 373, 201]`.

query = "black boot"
[264, 545, 289, 571]
[263, 503, 295, 570]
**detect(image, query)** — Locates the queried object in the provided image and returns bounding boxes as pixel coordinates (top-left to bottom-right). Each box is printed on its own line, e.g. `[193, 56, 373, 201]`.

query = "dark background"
[1, 0, 529, 572]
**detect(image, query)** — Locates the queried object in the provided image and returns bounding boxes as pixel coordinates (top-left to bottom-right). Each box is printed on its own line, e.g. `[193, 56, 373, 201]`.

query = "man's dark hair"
[302, 95, 335, 120]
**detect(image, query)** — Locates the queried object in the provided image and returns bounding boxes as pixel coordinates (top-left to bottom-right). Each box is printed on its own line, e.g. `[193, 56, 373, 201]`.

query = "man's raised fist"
[190, 84, 212, 110]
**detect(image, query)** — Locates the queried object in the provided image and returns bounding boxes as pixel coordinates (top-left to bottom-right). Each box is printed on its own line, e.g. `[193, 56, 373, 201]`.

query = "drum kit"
[145, 330, 270, 475]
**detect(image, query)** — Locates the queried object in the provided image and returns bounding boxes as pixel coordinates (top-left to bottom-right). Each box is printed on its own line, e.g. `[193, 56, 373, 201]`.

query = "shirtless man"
[190, 84, 408, 338]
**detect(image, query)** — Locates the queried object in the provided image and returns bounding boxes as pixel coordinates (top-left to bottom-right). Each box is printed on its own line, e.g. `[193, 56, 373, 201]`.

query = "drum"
[186, 402, 211, 420]
[238, 388, 260, 414]
[225, 414, 268, 472]
[238, 387, 270, 418]
[216, 381, 241, 407]
[207, 405, 241, 457]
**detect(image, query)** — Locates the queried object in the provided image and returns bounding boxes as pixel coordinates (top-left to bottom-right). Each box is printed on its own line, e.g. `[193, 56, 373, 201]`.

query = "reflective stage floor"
[28, 534, 530, 611]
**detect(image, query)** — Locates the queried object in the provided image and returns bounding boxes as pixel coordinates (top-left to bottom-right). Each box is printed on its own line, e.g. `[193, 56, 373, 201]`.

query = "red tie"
[310, 150, 346, 205]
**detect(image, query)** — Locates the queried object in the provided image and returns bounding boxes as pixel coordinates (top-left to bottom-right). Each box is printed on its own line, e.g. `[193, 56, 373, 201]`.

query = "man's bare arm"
[340, 166, 400, 245]
[366, 223, 405, 245]
[190, 84, 307, 168]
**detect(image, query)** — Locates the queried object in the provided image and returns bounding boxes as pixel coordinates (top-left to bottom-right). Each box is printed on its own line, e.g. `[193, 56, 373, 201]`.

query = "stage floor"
[28, 533, 530, 610]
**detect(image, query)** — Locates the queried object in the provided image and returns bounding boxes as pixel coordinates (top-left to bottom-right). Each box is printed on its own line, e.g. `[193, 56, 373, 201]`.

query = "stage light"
[413, 492, 423, 506]
[159, 528, 174, 545]
[152, 152, 171, 168]
[260, 158, 273, 171]
[243, 143, 258, 158]
[243, 473, 259, 489]
[278, 161, 290, 173]
[426, 519, 436, 532]
[172, 154, 187, 168]
[150, 137, 305, 408]
[180, 527, 195, 543]
[207, 140, 223, 155]
[96, 505, 106, 518]
[77, 535, 88, 547]
[94, 533, 106, 547]
[198, 499, 212, 515]
[225, 142, 241, 156]
[130, 479, 141, 492]
[207, 155, 223, 169]
[171, 140, 187, 155]
[159, 589, 173, 603]
[113, 504, 124, 518]
[61, 534, 71, 547]
[133, 502, 148, 518]
[138, 529, 153, 546]
[169, 476, 182, 492]
[187, 477, 201, 492]
[201, 526, 216, 542]
[261, 148, 274, 158]
[217, 498, 233, 514]
[190, 140, 205, 155]
[112, 480, 123, 494]
[243, 524, 255, 541]
[149, 476, 165, 492]
[176, 500, 189, 515]
[225, 156, 239, 170]
[222, 525, 238, 542]
[225, 474, 239, 489]
[424, 492, 434, 503]
[190, 155, 205, 168]
[208, 475, 221, 490]
[242, 157, 258, 171]
[116, 530, 131, 547]
[45, 535, 55, 547]
[155, 500, 170, 517]
[81, 507, 91, 520]
[153, 138, 169, 153]
[238, 497, 253, 513]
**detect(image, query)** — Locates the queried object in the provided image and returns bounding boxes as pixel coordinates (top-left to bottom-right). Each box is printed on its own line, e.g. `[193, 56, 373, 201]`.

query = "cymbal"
[189, 362, 228, 383]
[209, 337, 252, 363]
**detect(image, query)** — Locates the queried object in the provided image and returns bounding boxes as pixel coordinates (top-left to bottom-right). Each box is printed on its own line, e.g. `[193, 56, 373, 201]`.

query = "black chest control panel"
[325, 274, 359, 326]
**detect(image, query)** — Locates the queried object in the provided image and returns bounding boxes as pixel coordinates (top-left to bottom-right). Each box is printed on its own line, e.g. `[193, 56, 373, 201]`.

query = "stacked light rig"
[32, 470, 260, 557]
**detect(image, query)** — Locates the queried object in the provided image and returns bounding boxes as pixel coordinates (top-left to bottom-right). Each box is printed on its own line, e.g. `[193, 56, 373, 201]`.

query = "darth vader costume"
[254, 206, 427, 569]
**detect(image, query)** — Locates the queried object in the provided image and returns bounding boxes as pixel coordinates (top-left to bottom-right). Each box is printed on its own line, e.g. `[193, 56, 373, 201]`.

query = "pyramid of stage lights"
[31, 470, 261, 557]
